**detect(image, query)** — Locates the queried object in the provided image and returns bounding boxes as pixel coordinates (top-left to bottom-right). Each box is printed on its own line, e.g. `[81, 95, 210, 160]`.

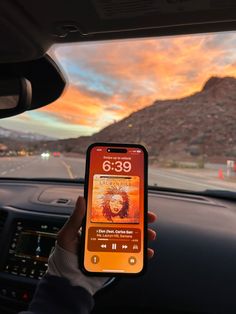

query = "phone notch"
[107, 148, 127, 153]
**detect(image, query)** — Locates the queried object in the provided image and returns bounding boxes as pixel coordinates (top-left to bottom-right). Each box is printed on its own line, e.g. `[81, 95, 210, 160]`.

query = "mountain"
[0, 127, 57, 142]
[38, 76, 236, 161]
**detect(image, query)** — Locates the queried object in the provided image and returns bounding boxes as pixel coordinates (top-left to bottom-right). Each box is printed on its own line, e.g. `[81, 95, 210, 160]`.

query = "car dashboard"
[0, 180, 236, 314]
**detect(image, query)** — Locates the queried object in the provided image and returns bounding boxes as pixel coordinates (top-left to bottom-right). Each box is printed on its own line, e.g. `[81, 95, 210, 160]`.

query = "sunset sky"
[2, 31, 236, 139]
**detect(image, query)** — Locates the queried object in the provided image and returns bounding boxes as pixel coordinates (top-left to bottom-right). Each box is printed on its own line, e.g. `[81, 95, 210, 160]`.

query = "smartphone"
[81, 143, 148, 276]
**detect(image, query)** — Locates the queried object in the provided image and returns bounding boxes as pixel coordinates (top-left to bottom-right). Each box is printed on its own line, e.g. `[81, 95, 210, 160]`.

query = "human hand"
[58, 196, 157, 257]
[47, 196, 157, 295]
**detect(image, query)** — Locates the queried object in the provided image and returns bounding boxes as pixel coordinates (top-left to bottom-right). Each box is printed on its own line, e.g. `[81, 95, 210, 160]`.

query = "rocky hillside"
[46, 76, 236, 160]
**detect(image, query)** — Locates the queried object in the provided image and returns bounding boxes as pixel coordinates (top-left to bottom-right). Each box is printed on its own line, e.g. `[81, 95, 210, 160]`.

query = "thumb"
[57, 196, 86, 253]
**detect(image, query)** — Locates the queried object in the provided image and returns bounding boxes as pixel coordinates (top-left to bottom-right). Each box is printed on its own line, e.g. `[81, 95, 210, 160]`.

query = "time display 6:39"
[102, 161, 131, 172]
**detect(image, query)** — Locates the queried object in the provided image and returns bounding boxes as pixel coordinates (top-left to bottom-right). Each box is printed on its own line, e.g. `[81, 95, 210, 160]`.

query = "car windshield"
[0, 31, 236, 195]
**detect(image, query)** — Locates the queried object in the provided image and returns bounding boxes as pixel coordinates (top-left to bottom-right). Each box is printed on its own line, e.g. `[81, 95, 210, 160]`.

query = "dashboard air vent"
[56, 198, 70, 204]
[37, 188, 79, 207]
[0, 210, 8, 236]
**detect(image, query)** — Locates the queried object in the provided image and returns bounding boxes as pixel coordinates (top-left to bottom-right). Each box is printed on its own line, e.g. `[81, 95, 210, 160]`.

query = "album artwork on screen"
[91, 174, 140, 224]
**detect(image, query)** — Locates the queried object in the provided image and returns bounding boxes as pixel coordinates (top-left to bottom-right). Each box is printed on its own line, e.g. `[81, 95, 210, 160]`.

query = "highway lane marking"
[60, 160, 75, 179]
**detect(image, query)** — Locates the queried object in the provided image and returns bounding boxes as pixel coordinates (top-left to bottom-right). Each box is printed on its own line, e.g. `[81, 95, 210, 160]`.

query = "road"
[0, 156, 235, 193]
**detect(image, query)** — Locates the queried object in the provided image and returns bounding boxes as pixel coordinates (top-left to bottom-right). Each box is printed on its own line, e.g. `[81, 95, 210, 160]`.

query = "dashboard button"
[11, 291, 17, 298]
[4, 264, 9, 272]
[39, 270, 45, 276]
[0, 288, 7, 297]
[11, 265, 19, 275]
[36, 269, 45, 279]
[19, 266, 27, 276]
[21, 291, 29, 302]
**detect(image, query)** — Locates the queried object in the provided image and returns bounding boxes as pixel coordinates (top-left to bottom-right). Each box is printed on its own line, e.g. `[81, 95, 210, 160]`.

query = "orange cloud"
[41, 86, 103, 126]
[45, 32, 236, 134]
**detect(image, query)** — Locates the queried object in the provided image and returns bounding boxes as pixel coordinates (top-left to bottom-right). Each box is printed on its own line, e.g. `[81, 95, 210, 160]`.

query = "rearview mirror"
[0, 77, 32, 118]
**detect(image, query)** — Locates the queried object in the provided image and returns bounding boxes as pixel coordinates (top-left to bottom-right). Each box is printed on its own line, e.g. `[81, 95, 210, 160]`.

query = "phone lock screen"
[82, 143, 147, 275]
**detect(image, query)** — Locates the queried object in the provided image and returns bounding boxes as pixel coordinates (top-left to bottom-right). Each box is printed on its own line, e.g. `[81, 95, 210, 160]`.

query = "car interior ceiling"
[1, 0, 236, 62]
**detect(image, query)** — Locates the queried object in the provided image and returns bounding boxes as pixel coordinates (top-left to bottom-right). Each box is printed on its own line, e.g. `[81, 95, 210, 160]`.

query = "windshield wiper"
[200, 189, 236, 200]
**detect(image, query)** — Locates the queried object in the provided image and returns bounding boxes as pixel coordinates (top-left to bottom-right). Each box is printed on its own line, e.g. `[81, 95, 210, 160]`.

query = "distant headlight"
[41, 152, 50, 158]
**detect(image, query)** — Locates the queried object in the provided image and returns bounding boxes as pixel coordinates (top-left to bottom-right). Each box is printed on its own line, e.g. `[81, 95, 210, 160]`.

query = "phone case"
[80, 142, 148, 276]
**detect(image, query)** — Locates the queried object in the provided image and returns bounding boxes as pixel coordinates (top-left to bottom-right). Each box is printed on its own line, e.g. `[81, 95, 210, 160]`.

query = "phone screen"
[83, 144, 147, 274]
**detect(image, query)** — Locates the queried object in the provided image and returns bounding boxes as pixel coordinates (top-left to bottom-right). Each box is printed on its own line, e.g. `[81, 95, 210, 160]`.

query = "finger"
[148, 228, 156, 241]
[147, 248, 154, 259]
[66, 197, 86, 233]
[148, 211, 157, 224]
[58, 196, 86, 245]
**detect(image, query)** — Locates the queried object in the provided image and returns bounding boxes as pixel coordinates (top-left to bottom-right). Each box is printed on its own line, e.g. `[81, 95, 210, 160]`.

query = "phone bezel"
[80, 142, 148, 277]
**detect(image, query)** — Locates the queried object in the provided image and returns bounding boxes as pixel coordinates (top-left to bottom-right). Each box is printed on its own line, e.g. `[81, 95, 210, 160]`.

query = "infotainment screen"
[15, 230, 56, 262]
[4, 219, 64, 279]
